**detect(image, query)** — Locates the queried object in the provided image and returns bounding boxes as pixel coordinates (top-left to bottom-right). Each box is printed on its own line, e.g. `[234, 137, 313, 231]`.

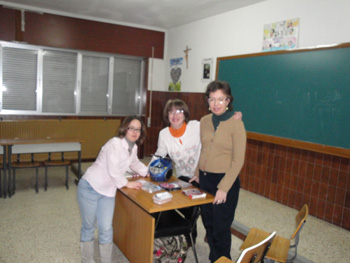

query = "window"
[112, 58, 142, 115]
[0, 41, 145, 116]
[2, 46, 38, 112]
[80, 55, 110, 114]
[42, 50, 77, 114]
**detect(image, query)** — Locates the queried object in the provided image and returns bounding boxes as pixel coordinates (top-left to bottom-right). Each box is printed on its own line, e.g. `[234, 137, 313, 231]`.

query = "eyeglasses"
[127, 127, 141, 133]
[207, 97, 228, 104]
[169, 109, 184, 115]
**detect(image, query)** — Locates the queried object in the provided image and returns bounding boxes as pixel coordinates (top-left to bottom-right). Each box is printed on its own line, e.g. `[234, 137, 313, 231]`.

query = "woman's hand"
[214, 189, 227, 205]
[189, 176, 199, 184]
[125, 181, 142, 189]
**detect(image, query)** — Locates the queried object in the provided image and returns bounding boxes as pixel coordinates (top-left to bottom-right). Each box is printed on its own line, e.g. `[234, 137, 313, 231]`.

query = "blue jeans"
[199, 171, 240, 262]
[77, 179, 115, 244]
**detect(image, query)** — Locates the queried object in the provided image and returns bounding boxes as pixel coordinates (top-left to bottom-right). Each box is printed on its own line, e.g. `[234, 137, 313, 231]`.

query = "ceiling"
[0, 0, 267, 30]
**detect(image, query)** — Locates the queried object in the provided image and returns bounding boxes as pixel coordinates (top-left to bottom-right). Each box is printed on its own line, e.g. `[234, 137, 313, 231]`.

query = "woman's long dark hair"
[117, 116, 147, 145]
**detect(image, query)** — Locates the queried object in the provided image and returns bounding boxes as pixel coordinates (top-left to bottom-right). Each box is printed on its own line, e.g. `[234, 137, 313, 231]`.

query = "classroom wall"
[154, 0, 350, 230]
[162, 0, 350, 93]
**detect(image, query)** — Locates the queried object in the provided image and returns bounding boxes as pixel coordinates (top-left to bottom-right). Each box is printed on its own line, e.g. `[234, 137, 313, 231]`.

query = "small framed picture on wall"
[202, 58, 213, 82]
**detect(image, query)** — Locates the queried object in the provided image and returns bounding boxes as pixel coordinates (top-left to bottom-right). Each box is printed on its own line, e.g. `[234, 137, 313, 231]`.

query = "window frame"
[0, 41, 146, 117]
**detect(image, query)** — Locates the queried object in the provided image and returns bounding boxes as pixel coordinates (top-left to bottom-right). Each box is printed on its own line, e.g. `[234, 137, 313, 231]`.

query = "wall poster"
[262, 18, 300, 51]
[169, 58, 183, 91]
[202, 58, 213, 82]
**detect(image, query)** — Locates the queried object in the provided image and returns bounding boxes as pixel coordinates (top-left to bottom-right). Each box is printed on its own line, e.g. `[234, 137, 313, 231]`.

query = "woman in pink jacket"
[77, 116, 149, 263]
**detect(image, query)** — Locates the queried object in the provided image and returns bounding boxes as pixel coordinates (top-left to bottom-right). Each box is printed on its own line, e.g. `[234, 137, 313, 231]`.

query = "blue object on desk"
[149, 157, 173, 182]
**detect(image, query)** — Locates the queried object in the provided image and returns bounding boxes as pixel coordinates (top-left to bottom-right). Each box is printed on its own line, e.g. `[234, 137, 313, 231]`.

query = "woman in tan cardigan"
[191, 80, 247, 262]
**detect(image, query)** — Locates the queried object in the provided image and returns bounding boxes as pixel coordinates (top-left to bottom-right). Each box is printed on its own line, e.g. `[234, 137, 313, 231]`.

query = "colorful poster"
[169, 58, 182, 91]
[262, 18, 299, 51]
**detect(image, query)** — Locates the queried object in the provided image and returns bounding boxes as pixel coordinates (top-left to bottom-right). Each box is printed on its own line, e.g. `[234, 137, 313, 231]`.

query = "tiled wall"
[240, 139, 350, 230]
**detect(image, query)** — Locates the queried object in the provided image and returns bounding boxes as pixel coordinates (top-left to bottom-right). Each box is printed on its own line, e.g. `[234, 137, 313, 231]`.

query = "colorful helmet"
[149, 156, 173, 182]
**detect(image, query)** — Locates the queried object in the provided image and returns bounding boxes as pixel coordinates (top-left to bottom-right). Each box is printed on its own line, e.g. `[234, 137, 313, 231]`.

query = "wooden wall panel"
[0, 8, 16, 41]
[0, 6, 165, 59]
[0, 119, 121, 161]
[23, 12, 164, 58]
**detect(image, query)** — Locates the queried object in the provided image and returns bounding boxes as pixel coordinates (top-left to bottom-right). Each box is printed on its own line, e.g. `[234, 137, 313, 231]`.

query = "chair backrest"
[236, 231, 276, 263]
[291, 204, 308, 239]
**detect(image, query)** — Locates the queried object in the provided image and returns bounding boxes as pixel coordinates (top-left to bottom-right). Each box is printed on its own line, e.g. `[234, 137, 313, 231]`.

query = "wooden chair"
[44, 152, 70, 191]
[215, 231, 276, 263]
[12, 153, 41, 193]
[240, 204, 309, 263]
[153, 206, 201, 263]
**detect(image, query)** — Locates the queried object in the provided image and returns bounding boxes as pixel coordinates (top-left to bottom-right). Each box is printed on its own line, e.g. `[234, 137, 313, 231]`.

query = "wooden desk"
[113, 177, 214, 263]
[0, 138, 82, 198]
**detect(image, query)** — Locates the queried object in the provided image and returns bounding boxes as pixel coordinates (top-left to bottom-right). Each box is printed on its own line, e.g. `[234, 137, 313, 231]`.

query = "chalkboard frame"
[216, 43, 350, 158]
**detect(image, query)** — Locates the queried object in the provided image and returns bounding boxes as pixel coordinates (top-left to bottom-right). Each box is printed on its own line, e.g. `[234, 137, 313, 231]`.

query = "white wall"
[154, 0, 350, 93]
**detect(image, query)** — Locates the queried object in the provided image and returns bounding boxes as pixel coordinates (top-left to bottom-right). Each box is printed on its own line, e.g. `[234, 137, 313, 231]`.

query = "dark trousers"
[199, 170, 240, 262]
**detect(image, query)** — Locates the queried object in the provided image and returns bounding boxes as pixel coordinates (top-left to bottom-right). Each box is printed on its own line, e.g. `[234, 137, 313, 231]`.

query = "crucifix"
[183, 45, 192, 69]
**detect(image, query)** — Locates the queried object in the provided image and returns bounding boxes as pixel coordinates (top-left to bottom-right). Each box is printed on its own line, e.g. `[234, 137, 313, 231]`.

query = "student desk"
[113, 177, 214, 263]
[0, 138, 83, 198]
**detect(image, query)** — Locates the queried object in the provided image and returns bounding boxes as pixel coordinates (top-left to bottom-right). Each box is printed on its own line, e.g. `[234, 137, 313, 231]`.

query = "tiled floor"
[1, 162, 349, 263]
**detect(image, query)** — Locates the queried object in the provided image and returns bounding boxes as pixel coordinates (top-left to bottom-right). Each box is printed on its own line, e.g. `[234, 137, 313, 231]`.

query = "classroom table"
[0, 138, 83, 198]
[112, 177, 214, 263]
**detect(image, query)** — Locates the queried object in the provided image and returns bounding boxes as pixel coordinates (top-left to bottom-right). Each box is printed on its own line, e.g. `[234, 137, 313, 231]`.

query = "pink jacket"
[83, 137, 148, 197]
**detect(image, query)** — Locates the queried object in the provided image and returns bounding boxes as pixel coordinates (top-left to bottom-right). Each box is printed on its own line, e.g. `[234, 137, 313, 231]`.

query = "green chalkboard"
[217, 44, 350, 149]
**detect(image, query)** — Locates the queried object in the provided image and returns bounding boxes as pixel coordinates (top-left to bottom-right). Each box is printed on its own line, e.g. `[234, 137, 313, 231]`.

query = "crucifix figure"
[183, 45, 191, 69]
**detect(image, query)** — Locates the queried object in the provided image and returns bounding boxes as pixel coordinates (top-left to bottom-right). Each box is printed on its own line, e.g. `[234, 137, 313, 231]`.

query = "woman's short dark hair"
[117, 116, 147, 145]
[162, 99, 190, 126]
[205, 80, 234, 111]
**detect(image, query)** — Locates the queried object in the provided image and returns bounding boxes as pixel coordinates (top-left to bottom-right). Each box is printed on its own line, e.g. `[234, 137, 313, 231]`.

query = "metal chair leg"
[13, 168, 16, 195]
[189, 233, 199, 263]
[35, 167, 39, 193]
[65, 165, 69, 190]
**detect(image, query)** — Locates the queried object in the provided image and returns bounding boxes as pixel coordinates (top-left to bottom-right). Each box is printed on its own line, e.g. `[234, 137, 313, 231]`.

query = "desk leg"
[78, 150, 81, 180]
[8, 146, 12, 197]
[113, 191, 155, 263]
[1, 146, 6, 198]
[74, 150, 82, 185]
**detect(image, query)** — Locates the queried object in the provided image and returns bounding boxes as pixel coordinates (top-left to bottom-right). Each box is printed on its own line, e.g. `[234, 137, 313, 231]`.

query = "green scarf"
[212, 109, 234, 131]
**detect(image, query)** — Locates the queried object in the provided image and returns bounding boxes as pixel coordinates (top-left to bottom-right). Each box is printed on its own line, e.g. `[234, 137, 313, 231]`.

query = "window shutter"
[2, 47, 38, 111]
[42, 50, 77, 113]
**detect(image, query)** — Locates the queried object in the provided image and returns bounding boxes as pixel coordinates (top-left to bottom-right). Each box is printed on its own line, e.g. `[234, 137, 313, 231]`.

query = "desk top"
[0, 137, 83, 145]
[119, 177, 215, 214]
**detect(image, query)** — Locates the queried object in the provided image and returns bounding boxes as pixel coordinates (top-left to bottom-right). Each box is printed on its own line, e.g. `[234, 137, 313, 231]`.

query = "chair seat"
[240, 227, 290, 263]
[44, 160, 70, 166]
[12, 161, 41, 168]
[240, 227, 270, 250]
[265, 235, 290, 262]
[215, 256, 234, 263]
